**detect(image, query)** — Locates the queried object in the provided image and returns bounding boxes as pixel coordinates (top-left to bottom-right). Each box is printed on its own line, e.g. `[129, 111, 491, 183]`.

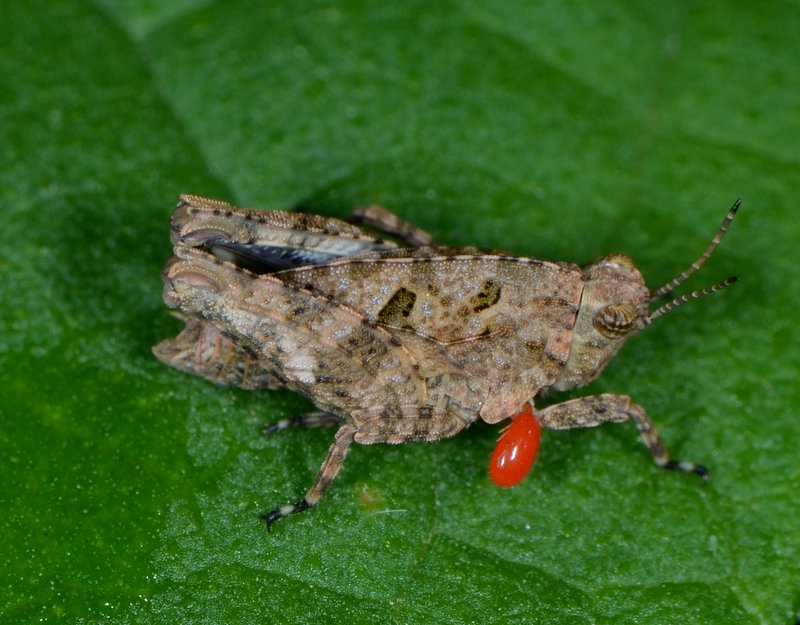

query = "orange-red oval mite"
[489, 403, 541, 487]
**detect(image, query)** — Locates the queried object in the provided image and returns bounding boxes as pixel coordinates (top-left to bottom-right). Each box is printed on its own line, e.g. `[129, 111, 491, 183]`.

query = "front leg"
[537, 394, 708, 478]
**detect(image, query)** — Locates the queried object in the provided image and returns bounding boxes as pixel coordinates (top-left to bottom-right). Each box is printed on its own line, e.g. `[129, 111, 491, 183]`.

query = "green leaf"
[2, 1, 798, 623]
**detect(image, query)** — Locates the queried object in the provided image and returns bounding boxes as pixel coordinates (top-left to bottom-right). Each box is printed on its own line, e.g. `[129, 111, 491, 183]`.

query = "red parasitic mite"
[489, 403, 541, 487]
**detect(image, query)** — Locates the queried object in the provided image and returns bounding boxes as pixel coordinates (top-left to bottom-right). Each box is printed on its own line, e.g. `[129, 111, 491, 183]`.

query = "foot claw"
[260, 510, 280, 531]
[663, 459, 709, 480]
[261, 419, 290, 436]
[260, 499, 311, 530]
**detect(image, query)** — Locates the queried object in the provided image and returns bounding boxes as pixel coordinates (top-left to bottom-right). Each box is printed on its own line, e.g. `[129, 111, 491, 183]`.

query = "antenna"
[650, 198, 741, 301]
[647, 276, 738, 323]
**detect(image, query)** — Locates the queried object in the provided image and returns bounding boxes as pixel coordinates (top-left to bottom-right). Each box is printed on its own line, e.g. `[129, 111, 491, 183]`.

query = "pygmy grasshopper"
[154, 195, 739, 527]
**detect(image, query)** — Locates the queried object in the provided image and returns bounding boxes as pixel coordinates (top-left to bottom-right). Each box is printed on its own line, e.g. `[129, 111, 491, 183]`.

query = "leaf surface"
[2, 1, 798, 623]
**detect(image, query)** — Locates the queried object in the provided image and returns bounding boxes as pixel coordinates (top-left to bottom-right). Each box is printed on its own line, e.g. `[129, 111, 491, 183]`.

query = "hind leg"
[154, 317, 286, 391]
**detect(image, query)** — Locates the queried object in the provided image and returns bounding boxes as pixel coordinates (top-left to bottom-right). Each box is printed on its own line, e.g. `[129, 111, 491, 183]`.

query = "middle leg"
[262, 411, 345, 435]
[349, 204, 437, 247]
[261, 424, 356, 528]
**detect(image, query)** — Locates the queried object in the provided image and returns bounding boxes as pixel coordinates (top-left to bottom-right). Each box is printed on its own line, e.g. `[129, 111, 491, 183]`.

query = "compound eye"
[593, 303, 637, 338]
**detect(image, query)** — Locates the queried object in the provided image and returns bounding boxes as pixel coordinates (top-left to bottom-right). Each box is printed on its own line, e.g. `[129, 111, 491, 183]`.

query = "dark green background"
[2, 1, 798, 623]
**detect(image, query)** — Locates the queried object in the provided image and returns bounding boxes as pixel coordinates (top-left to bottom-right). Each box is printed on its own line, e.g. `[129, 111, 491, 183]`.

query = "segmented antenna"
[647, 276, 738, 323]
[650, 198, 741, 301]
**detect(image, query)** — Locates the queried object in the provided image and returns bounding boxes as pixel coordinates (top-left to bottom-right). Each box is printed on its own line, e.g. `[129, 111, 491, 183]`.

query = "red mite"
[489, 403, 541, 487]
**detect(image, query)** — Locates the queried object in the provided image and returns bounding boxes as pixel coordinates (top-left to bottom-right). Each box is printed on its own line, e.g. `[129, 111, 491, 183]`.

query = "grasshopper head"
[552, 199, 741, 392]
[553, 254, 650, 391]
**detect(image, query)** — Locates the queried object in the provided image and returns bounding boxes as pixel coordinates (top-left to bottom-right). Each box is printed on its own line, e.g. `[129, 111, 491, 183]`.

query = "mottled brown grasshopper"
[154, 195, 739, 527]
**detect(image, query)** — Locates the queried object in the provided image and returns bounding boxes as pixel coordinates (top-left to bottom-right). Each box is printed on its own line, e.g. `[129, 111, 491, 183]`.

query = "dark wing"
[170, 194, 399, 273]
